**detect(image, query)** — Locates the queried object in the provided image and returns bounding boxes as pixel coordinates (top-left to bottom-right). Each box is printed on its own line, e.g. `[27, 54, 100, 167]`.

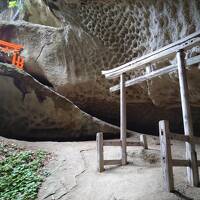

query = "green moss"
[8, 0, 17, 8]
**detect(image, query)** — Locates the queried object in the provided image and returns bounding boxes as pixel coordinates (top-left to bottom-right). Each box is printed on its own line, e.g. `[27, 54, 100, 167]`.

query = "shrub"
[0, 142, 49, 200]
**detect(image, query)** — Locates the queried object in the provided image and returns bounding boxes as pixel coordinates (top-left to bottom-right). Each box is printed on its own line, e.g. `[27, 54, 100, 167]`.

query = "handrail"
[102, 30, 200, 79]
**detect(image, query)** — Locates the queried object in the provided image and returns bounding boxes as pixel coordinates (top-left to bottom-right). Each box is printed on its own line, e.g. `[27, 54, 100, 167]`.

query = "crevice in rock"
[35, 44, 46, 63]
[29, 72, 54, 88]
[54, 149, 93, 199]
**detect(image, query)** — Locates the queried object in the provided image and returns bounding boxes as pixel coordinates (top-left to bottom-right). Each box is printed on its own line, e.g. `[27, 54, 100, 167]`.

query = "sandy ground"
[1, 135, 200, 200]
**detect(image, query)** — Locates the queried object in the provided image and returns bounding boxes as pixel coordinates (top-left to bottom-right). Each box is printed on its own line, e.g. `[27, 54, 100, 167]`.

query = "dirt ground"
[1, 134, 200, 200]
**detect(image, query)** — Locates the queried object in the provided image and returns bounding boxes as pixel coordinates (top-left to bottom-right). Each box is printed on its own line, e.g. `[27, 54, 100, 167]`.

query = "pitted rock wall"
[23, 0, 200, 107]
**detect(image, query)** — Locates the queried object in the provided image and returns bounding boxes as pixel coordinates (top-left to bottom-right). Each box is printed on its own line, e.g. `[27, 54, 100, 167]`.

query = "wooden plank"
[102, 30, 200, 76]
[97, 132, 104, 172]
[159, 120, 174, 192]
[188, 54, 200, 65]
[110, 64, 176, 92]
[110, 55, 200, 92]
[177, 50, 199, 187]
[140, 134, 148, 149]
[172, 159, 191, 167]
[191, 136, 200, 145]
[104, 159, 122, 165]
[103, 140, 121, 146]
[103, 36, 200, 79]
[120, 74, 127, 165]
[169, 133, 190, 142]
[126, 141, 142, 146]
[169, 133, 200, 144]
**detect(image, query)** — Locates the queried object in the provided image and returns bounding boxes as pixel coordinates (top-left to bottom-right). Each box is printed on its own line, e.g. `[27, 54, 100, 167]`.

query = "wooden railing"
[159, 120, 200, 192]
[97, 132, 148, 172]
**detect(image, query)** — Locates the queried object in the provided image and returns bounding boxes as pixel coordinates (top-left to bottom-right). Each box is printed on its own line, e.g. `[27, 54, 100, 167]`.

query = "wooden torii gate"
[100, 30, 200, 189]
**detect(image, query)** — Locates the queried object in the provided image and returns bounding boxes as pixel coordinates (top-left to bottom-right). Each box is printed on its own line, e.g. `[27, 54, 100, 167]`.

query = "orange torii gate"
[0, 40, 25, 69]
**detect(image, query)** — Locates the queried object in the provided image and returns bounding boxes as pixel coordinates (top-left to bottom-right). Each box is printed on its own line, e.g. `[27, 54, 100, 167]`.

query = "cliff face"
[0, 0, 200, 139]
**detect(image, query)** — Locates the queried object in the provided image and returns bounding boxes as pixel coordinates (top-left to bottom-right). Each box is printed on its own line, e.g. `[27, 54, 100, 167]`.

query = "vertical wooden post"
[159, 120, 174, 192]
[12, 53, 17, 65]
[140, 134, 148, 149]
[120, 73, 127, 165]
[145, 65, 154, 74]
[97, 132, 104, 172]
[176, 50, 199, 187]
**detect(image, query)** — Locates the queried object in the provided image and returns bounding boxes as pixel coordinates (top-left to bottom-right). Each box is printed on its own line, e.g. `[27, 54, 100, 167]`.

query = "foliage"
[0, 0, 18, 11]
[0, 141, 49, 200]
[8, 1, 17, 8]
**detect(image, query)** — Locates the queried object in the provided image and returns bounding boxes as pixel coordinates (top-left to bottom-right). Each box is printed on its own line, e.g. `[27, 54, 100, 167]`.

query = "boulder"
[0, 63, 118, 140]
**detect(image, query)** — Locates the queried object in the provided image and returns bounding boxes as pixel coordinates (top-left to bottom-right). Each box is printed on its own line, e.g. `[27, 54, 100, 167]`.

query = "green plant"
[0, 142, 49, 200]
[0, 0, 19, 11]
[8, 0, 17, 8]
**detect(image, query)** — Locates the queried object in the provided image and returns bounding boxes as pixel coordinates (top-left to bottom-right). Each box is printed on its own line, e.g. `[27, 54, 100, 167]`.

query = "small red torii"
[0, 40, 25, 70]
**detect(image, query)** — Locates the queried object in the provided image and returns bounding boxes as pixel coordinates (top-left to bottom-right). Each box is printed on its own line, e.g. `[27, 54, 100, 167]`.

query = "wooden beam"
[103, 140, 121, 146]
[169, 132, 200, 145]
[177, 50, 199, 187]
[103, 140, 147, 147]
[159, 120, 174, 192]
[97, 132, 104, 172]
[120, 74, 127, 165]
[104, 159, 122, 165]
[192, 137, 200, 145]
[110, 64, 176, 92]
[172, 159, 191, 167]
[169, 133, 190, 142]
[126, 141, 142, 146]
[140, 135, 148, 149]
[0, 40, 24, 50]
[102, 138, 149, 147]
[110, 55, 200, 92]
[102, 35, 200, 79]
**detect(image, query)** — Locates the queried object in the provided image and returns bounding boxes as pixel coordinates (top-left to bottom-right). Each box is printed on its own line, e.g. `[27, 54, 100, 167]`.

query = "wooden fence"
[159, 120, 200, 192]
[97, 132, 148, 172]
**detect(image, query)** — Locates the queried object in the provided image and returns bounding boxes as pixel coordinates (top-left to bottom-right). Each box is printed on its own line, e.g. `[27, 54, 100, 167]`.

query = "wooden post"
[145, 65, 154, 74]
[97, 132, 104, 172]
[176, 50, 199, 187]
[140, 135, 148, 149]
[159, 120, 174, 192]
[120, 74, 127, 165]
